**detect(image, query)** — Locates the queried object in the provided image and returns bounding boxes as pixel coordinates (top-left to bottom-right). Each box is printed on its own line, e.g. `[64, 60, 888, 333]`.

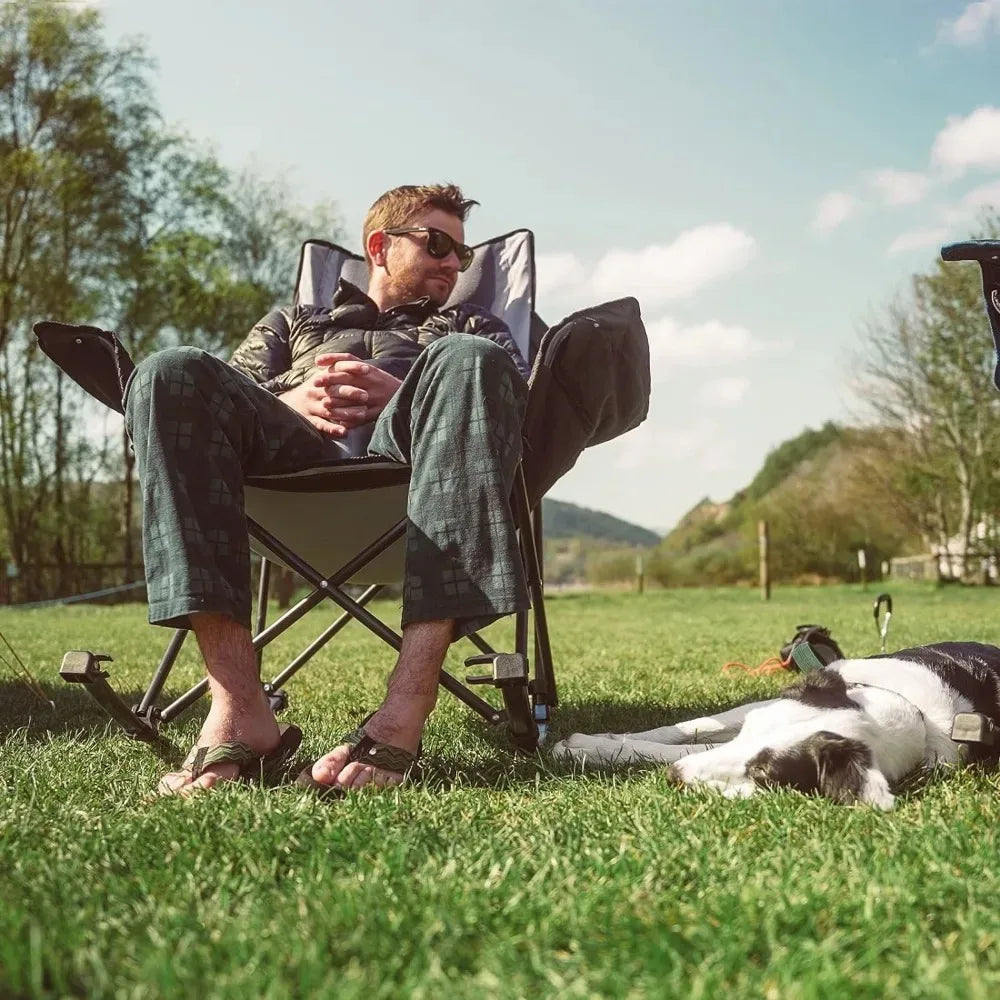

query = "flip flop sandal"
[162, 723, 303, 794]
[295, 718, 421, 799]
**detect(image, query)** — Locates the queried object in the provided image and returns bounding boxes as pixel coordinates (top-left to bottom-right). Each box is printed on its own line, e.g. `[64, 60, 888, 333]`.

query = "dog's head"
[743, 729, 886, 805]
[667, 670, 910, 809]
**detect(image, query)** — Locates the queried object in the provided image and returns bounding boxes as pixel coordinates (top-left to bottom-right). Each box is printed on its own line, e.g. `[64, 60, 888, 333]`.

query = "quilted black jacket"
[229, 279, 529, 392]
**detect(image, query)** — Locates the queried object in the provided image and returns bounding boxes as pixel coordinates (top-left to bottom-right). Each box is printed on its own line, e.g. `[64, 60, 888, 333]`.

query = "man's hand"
[277, 353, 402, 438]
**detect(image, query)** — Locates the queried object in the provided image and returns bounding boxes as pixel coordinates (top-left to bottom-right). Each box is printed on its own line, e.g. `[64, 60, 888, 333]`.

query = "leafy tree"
[0, 1, 151, 594]
[0, 1, 345, 597]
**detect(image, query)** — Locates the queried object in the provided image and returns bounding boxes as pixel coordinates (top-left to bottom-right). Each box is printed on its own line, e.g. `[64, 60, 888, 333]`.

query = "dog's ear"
[809, 731, 894, 808]
[780, 670, 858, 711]
[746, 730, 893, 808]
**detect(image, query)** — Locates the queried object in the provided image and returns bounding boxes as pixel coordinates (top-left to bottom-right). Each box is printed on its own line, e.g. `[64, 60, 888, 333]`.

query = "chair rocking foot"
[465, 652, 540, 751]
[59, 650, 160, 742]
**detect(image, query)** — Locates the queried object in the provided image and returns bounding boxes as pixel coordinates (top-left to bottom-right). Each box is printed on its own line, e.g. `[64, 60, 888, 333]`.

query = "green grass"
[4, 582, 1000, 998]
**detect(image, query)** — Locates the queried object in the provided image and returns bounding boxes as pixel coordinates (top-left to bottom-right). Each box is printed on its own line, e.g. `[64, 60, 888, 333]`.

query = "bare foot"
[157, 698, 281, 797]
[309, 702, 427, 791]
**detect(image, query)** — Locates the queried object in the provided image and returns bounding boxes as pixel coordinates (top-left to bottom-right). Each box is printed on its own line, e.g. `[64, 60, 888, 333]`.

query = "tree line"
[0, 2, 341, 601]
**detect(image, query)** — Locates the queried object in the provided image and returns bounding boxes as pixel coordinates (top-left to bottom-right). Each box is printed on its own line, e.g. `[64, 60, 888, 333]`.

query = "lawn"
[3, 582, 1000, 999]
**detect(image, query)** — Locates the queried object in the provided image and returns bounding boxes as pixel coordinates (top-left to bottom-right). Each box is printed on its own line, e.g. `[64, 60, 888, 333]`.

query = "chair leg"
[465, 652, 537, 750]
[60, 651, 161, 741]
[254, 557, 271, 675]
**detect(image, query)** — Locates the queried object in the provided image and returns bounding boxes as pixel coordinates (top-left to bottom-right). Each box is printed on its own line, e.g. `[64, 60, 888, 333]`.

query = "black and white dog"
[552, 642, 1000, 809]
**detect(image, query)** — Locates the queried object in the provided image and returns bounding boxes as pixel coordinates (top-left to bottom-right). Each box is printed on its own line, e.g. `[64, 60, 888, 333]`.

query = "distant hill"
[652, 421, 923, 586]
[541, 498, 660, 547]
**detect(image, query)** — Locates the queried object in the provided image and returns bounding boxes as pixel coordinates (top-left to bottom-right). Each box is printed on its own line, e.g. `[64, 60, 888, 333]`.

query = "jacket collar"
[332, 279, 440, 327]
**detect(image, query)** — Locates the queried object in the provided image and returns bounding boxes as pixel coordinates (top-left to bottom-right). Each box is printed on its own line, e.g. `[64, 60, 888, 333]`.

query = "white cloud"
[812, 191, 857, 234]
[887, 227, 951, 255]
[646, 316, 786, 369]
[931, 106, 1000, 173]
[535, 252, 586, 298]
[699, 377, 750, 407]
[938, 0, 1000, 45]
[869, 169, 930, 206]
[591, 224, 756, 308]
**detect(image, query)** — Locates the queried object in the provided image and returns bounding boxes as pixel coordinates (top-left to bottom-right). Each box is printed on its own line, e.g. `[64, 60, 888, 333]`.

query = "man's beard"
[381, 263, 450, 309]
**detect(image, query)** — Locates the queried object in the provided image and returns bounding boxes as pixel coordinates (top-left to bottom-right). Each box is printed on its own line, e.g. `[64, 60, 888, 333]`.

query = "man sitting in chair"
[125, 184, 531, 795]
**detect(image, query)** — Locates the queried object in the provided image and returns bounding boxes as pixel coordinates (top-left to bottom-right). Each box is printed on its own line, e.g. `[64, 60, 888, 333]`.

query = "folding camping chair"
[37, 229, 649, 755]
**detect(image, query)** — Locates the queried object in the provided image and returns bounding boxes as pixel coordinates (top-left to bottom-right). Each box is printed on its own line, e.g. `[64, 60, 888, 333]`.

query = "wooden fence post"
[758, 520, 771, 601]
[635, 554, 644, 594]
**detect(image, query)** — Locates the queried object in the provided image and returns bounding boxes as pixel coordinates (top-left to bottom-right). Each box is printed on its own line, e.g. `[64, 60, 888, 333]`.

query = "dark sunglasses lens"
[426, 229, 473, 271]
[425, 229, 451, 259]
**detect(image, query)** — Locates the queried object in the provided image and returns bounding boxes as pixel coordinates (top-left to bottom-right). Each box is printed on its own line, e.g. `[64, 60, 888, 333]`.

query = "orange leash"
[722, 655, 793, 677]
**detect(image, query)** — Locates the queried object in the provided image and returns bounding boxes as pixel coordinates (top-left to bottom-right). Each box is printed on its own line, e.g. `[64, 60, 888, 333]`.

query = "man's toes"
[309, 748, 404, 790]
[345, 764, 376, 790]
[311, 746, 351, 784]
[157, 762, 240, 797]
[335, 761, 371, 789]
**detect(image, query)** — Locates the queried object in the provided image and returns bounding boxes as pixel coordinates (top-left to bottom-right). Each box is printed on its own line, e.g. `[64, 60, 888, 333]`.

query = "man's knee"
[425, 333, 512, 368]
[125, 346, 222, 422]
[423, 335, 526, 393]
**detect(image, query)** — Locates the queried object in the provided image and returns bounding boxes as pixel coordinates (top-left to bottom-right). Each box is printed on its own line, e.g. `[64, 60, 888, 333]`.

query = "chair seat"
[246, 456, 410, 492]
[245, 458, 411, 584]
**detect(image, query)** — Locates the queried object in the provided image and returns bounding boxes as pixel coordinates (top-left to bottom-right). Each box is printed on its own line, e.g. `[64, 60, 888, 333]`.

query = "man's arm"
[230, 307, 375, 437]
[229, 307, 299, 393]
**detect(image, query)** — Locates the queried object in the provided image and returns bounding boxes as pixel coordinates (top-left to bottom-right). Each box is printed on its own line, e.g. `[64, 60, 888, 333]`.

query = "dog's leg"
[553, 735, 714, 767]
[623, 699, 780, 746]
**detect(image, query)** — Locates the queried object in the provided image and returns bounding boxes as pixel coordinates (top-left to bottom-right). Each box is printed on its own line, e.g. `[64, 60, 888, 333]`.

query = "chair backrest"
[294, 229, 538, 365]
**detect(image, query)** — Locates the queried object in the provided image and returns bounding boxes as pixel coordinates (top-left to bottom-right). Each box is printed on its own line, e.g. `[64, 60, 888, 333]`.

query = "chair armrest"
[940, 241, 1000, 263]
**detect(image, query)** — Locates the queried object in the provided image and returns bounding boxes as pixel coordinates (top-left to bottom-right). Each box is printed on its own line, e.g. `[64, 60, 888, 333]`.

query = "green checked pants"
[123, 335, 530, 639]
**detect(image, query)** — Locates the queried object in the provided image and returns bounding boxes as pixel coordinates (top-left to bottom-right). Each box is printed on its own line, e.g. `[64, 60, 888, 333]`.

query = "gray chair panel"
[294, 230, 536, 364]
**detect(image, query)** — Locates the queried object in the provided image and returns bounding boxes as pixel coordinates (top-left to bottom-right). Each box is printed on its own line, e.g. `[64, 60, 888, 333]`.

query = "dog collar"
[789, 642, 827, 673]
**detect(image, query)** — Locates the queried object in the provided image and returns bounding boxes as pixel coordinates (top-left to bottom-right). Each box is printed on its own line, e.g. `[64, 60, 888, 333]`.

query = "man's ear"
[367, 230, 387, 268]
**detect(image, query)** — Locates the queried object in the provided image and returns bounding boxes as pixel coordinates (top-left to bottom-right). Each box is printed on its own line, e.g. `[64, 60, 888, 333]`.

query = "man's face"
[376, 208, 465, 308]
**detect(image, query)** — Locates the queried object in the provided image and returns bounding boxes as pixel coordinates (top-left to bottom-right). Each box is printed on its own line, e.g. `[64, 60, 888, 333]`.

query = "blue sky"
[90, 0, 1000, 532]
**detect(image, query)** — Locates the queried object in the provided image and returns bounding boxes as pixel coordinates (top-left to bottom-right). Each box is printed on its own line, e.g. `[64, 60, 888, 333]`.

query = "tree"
[0, 1, 345, 597]
[0, 1, 153, 595]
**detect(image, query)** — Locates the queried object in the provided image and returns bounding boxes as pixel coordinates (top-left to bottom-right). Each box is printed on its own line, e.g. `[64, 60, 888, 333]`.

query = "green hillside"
[541, 498, 659, 547]
[648, 422, 925, 587]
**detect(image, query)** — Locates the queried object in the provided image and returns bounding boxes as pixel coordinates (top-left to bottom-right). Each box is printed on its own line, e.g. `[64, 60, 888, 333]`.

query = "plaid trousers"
[123, 335, 529, 638]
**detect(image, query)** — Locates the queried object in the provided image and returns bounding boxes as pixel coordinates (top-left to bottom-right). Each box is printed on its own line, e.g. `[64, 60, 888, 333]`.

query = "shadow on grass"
[419, 756, 663, 794]
[0, 680, 192, 762]
[0, 679, 132, 737]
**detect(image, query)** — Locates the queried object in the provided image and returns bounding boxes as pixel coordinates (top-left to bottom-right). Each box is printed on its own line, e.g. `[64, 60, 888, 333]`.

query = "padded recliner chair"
[35, 228, 650, 753]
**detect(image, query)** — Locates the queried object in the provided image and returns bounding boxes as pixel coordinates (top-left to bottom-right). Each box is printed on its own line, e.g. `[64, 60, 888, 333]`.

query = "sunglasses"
[383, 226, 475, 272]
